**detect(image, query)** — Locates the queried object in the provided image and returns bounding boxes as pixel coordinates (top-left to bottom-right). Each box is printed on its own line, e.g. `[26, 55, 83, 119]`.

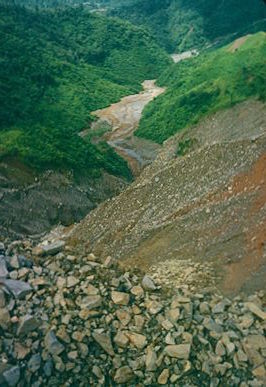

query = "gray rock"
[92, 365, 104, 379]
[243, 334, 266, 351]
[9, 256, 20, 270]
[0, 289, 5, 307]
[244, 302, 266, 320]
[215, 341, 226, 356]
[145, 300, 163, 315]
[145, 348, 157, 371]
[0, 307, 11, 329]
[116, 309, 131, 326]
[66, 276, 79, 288]
[167, 308, 180, 323]
[0, 259, 8, 278]
[103, 256, 113, 268]
[28, 354, 41, 373]
[114, 366, 134, 384]
[0, 364, 9, 385]
[199, 302, 211, 314]
[171, 296, 190, 306]
[77, 295, 102, 310]
[43, 360, 53, 377]
[203, 318, 223, 333]
[44, 331, 65, 355]
[17, 315, 40, 336]
[9, 271, 18, 280]
[41, 241, 65, 256]
[236, 349, 248, 363]
[111, 291, 130, 306]
[0, 242, 5, 255]
[126, 332, 147, 349]
[239, 314, 254, 329]
[142, 275, 156, 291]
[158, 368, 170, 385]
[2, 279, 32, 299]
[128, 357, 144, 371]
[18, 255, 33, 269]
[3, 366, 20, 386]
[212, 299, 231, 314]
[165, 344, 191, 359]
[252, 364, 266, 379]
[92, 332, 115, 356]
[114, 331, 129, 348]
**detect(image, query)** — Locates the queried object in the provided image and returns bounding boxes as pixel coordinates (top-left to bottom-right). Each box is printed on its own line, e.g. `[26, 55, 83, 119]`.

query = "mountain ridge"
[110, 0, 266, 52]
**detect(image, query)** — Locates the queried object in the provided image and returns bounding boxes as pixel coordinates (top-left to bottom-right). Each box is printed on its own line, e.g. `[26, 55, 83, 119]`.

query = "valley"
[0, 1, 266, 386]
[89, 80, 165, 175]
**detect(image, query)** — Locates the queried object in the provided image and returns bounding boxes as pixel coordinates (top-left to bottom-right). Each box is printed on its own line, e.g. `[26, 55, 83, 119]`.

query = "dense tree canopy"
[110, 0, 266, 52]
[0, 3, 169, 175]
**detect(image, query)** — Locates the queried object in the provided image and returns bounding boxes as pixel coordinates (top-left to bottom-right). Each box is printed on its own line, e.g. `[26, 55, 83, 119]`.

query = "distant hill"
[0, 3, 169, 175]
[110, 0, 266, 52]
[5, 0, 115, 9]
[5, 0, 98, 8]
[12, 1, 266, 52]
[136, 33, 266, 143]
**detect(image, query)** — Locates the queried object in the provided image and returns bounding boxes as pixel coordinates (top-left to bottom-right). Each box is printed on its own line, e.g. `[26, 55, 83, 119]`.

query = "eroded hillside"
[70, 100, 266, 295]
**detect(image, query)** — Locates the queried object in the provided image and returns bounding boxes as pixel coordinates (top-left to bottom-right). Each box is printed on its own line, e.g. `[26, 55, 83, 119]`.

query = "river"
[90, 80, 165, 175]
[87, 52, 199, 175]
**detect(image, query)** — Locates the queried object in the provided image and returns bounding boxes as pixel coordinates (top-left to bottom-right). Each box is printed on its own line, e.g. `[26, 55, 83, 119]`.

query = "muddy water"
[90, 80, 165, 175]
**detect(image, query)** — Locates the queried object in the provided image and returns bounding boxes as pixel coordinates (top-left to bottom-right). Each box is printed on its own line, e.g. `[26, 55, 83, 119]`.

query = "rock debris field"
[0, 239, 265, 386]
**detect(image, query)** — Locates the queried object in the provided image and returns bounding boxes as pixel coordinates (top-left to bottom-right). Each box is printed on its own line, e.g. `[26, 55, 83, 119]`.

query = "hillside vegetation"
[0, 4, 169, 176]
[136, 33, 266, 143]
[110, 0, 266, 52]
[3, 0, 105, 9]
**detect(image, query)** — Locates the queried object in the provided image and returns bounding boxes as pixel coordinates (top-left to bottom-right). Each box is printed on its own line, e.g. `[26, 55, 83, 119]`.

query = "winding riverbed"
[87, 52, 199, 175]
[90, 80, 165, 175]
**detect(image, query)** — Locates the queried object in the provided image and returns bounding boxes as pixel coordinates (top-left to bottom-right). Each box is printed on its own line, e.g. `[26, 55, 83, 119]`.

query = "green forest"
[136, 33, 266, 143]
[10, 0, 266, 53]
[1, 0, 265, 178]
[0, 3, 169, 176]
[110, 0, 266, 52]
[3, 0, 106, 9]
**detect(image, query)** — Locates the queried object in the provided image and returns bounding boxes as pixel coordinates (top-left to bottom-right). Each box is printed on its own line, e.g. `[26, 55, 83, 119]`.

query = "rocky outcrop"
[0, 163, 128, 239]
[69, 100, 266, 294]
[0, 239, 265, 385]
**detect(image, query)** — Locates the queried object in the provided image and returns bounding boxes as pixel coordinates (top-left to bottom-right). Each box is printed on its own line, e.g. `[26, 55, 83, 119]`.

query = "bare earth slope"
[70, 100, 266, 295]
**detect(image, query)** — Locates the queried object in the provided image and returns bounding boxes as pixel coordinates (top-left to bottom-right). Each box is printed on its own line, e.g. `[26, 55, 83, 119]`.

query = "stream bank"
[88, 80, 165, 176]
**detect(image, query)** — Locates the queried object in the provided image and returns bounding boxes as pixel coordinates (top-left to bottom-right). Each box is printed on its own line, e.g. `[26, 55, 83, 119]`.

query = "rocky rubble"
[147, 259, 219, 292]
[0, 239, 265, 386]
[69, 101, 266, 295]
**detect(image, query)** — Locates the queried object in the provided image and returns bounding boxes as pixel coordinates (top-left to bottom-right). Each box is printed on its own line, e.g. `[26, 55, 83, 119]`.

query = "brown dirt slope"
[70, 100, 266, 295]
